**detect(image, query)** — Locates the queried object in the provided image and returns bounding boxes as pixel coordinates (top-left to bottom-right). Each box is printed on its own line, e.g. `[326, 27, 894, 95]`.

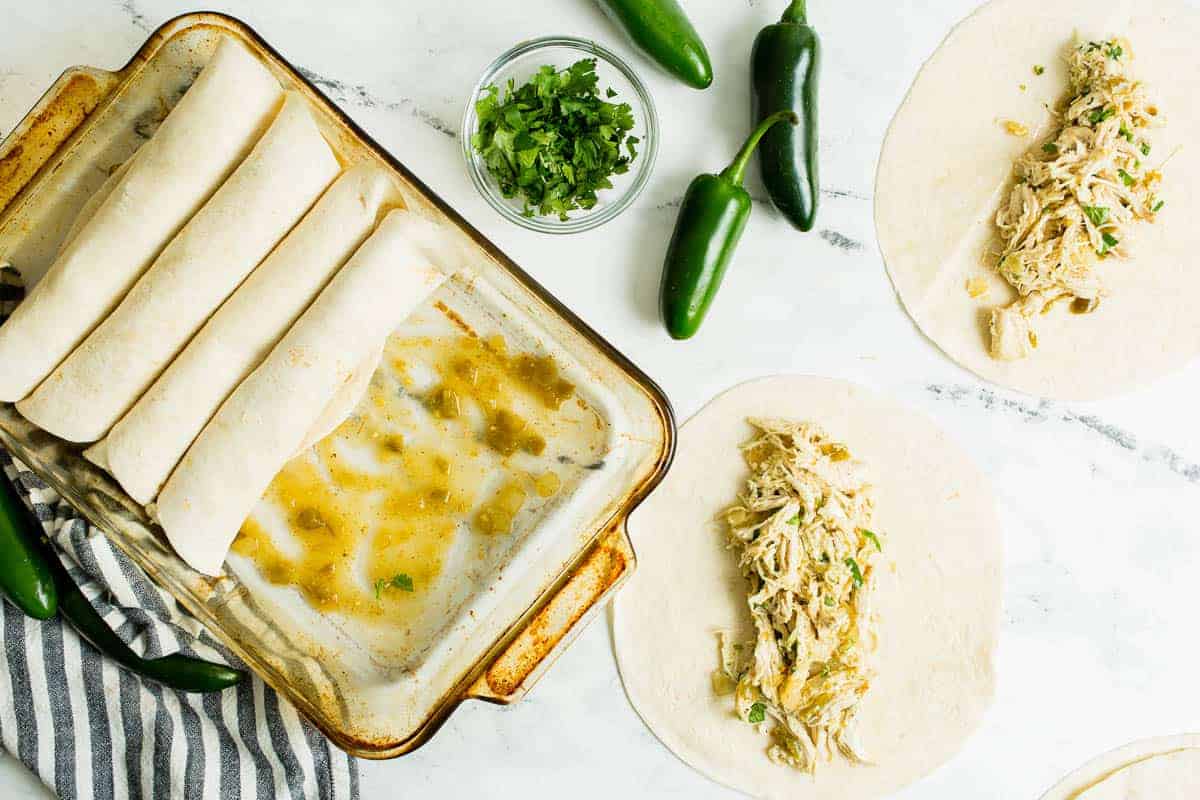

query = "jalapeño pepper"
[50, 552, 244, 693]
[0, 472, 56, 619]
[37, 526, 244, 691]
[660, 110, 799, 339]
[2, 480, 243, 692]
[598, 0, 714, 89]
[751, 0, 821, 230]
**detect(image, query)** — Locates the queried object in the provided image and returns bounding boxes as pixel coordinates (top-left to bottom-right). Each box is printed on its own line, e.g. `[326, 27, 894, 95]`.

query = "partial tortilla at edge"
[1076, 748, 1200, 799]
[1039, 735, 1200, 800]
[612, 375, 1002, 800]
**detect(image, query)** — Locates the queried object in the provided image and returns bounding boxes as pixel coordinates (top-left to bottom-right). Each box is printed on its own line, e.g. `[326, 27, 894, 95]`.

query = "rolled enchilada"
[87, 163, 401, 504]
[17, 91, 340, 442]
[154, 210, 455, 576]
[0, 37, 282, 402]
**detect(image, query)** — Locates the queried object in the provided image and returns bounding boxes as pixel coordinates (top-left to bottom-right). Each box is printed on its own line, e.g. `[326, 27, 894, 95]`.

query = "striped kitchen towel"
[0, 266, 358, 800]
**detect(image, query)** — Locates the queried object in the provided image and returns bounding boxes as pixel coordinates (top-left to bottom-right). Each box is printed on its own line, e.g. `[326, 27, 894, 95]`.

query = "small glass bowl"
[461, 36, 659, 235]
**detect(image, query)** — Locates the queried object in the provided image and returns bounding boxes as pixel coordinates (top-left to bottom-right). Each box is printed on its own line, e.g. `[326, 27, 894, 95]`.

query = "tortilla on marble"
[86, 163, 400, 504]
[0, 37, 282, 402]
[612, 375, 1002, 800]
[875, 0, 1200, 399]
[1040, 735, 1200, 800]
[153, 210, 457, 576]
[17, 92, 340, 442]
[1076, 749, 1200, 799]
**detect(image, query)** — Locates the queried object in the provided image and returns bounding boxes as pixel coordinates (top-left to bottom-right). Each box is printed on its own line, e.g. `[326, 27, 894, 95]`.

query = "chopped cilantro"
[1083, 205, 1109, 226]
[1140, 141, 1151, 156]
[860, 529, 883, 551]
[1106, 43, 1123, 60]
[1042, 142, 1059, 155]
[823, 595, 835, 607]
[844, 558, 864, 588]
[471, 58, 639, 220]
[1099, 231, 1120, 254]
[1033, 64, 1045, 75]
[1088, 107, 1115, 125]
[1152, 199, 1165, 212]
[1118, 168, 1136, 187]
[374, 573, 415, 600]
[747, 702, 766, 724]
[1119, 124, 1133, 143]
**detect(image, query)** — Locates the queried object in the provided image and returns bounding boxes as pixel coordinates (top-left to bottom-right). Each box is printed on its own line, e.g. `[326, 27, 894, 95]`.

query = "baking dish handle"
[466, 519, 635, 702]
[0, 66, 121, 219]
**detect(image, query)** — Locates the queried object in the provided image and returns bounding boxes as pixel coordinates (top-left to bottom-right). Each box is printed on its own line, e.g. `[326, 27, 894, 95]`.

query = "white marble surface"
[3, 0, 1200, 797]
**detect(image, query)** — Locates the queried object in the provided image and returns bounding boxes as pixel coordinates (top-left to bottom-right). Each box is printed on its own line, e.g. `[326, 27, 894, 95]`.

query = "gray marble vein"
[653, 186, 869, 212]
[296, 66, 457, 138]
[117, 0, 152, 32]
[818, 228, 862, 251]
[927, 383, 1200, 483]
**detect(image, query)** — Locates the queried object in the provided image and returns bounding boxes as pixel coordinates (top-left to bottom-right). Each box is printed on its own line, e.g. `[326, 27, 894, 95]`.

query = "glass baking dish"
[0, 12, 674, 758]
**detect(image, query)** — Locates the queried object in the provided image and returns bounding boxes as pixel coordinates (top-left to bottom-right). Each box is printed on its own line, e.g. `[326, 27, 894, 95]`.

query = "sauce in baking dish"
[231, 321, 581, 621]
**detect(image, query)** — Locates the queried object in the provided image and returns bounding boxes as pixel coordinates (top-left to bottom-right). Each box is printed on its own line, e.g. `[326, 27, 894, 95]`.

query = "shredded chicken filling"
[990, 37, 1164, 360]
[716, 418, 881, 773]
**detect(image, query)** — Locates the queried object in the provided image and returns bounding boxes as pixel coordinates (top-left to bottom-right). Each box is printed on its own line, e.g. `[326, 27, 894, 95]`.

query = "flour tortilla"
[296, 342, 384, 455]
[85, 164, 399, 504]
[1041, 735, 1200, 800]
[612, 376, 1003, 800]
[0, 37, 282, 402]
[153, 210, 457, 576]
[875, 0, 1200, 400]
[1078, 749, 1200, 799]
[85, 345, 381, 487]
[60, 159, 131, 255]
[17, 92, 340, 442]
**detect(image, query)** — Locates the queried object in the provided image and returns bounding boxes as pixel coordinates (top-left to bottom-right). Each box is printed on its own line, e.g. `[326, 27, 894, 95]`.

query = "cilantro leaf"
[1118, 169, 1136, 187]
[1088, 107, 1115, 125]
[1042, 142, 1059, 155]
[374, 573, 415, 600]
[747, 702, 766, 724]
